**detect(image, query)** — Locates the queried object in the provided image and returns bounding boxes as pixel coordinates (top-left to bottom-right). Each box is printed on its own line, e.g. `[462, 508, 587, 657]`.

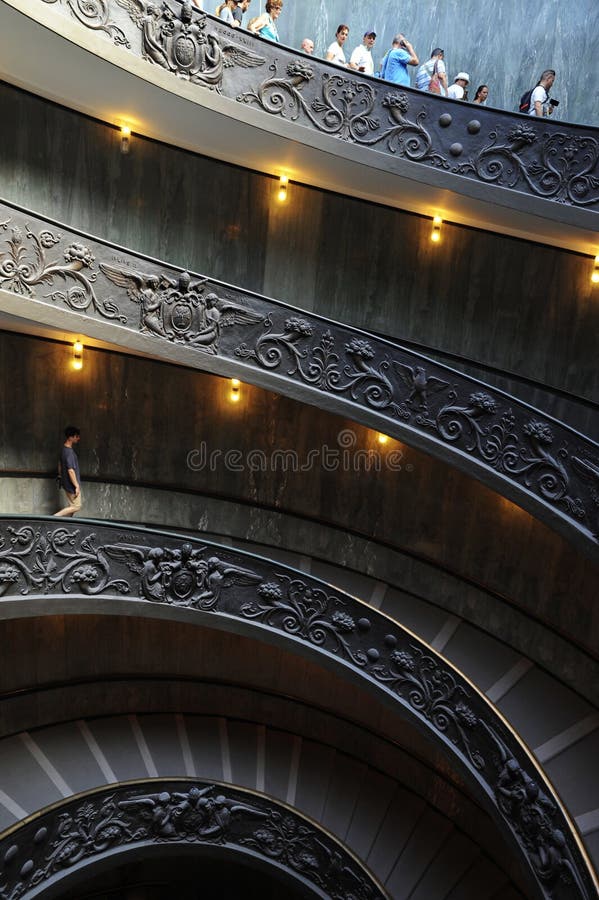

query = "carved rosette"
[36, 0, 599, 207]
[0, 518, 595, 900]
[0, 780, 385, 899]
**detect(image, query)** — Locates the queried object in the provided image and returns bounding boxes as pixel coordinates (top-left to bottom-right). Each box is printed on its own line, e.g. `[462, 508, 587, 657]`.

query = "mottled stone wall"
[274, 0, 599, 126]
[0, 83, 597, 407]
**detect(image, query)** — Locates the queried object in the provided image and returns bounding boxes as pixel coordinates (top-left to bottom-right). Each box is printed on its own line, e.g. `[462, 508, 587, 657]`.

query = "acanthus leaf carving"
[239, 574, 369, 667]
[454, 127, 599, 206]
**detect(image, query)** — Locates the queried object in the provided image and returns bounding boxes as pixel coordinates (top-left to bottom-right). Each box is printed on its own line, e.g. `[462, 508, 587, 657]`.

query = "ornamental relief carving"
[0, 520, 594, 900]
[0, 220, 125, 321]
[37, 0, 599, 207]
[116, 0, 265, 90]
[99, 263, 264, 352]
[0, 780, 384, 900]
[234, 317, 597, 544]
[41, 0, 130, 45]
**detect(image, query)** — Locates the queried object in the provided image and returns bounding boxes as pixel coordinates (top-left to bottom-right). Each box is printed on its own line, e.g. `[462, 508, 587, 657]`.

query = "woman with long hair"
[472, 84, 489, 104]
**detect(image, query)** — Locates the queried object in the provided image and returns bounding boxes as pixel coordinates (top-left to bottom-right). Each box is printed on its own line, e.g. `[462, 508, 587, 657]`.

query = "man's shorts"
[64, 490, 82, 510]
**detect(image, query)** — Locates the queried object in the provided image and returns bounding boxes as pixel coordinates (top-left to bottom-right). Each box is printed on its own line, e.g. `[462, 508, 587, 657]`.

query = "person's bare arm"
[67, 468, 80, 496]
[248, 13, 268, 33]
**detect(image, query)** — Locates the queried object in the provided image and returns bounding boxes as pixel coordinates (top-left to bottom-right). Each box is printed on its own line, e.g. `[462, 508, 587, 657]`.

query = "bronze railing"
[1, 199, 598, 559]
[30, 0, 599, 212]
[0, 778, 388, 898]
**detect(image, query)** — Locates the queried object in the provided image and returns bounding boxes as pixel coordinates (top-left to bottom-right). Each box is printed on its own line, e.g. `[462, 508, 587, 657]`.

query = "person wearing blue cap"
[349, 29, 377, 75]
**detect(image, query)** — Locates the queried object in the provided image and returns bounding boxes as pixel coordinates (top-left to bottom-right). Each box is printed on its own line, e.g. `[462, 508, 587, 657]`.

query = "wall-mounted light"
[230, 378, 241, 402]
[377, 433, 389, 445]
[431, 215, 442, 243]
[592, 255, 599, 284]
[277, 175, 289, 203]
[120, 125, 131, 155]
[72, 339, 83, 371]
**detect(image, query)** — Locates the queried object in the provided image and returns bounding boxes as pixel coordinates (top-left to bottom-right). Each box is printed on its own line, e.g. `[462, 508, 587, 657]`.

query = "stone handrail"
[0, 517, 595, 900]
[29, 0, 599, 213]
[0, 198, 598, 559]
[0, 778, 388, 898]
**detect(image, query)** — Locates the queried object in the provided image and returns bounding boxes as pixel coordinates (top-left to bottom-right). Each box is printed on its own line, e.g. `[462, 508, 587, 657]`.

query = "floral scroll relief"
[41, 0, 130, 46]
[0, 220, 126, 321]
[236, 318, 593, 538]
[454, 125, 599, 206]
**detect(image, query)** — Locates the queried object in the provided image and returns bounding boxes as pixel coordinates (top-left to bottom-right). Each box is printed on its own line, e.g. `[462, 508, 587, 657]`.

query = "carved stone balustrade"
[0, 517, 596, 900]
[0, 199, 598, 560]
[11, 0, 599, 226]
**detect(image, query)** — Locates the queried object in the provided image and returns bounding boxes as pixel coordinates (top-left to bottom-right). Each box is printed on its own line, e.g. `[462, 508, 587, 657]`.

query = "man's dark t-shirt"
[60, 446, 80, 493]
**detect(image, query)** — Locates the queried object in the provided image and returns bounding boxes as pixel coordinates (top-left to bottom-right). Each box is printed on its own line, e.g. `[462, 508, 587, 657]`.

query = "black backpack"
[519, 88, 533, 112]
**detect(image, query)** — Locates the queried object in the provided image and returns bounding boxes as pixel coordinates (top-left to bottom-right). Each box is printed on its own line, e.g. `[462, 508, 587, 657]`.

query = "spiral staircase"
[0, 2, 597, 899]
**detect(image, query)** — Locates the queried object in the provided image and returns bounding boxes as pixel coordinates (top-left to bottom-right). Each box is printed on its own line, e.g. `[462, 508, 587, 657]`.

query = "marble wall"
[267, 0, 599, 126]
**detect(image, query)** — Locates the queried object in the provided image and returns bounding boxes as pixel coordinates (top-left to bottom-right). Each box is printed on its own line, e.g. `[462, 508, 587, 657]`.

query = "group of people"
[195, 2, 556, 116]
[323, 29, 489, 105]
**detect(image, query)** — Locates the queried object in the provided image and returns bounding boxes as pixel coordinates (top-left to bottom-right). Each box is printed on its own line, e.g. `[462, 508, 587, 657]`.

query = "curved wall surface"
[0, 81, 597, 413]
[0, 0, 597, 257]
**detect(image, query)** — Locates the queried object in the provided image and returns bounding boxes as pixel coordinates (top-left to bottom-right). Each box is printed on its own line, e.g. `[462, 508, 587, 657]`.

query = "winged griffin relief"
[100, 265, 264, 353]
[116, 0, 265, 89]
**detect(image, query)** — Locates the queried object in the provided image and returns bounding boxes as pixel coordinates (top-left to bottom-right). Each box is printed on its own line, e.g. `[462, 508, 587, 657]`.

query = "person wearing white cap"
[447, 72, 470, 100]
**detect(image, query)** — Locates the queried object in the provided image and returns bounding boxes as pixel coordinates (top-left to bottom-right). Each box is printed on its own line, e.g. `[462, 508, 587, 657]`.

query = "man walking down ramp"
[54, 425, 82, 517]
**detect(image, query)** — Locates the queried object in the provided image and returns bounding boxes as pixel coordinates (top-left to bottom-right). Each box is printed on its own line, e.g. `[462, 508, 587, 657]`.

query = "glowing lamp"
[120, 125, 131, 155]
[277, 175, 289, 202]
[431, 215, 442, 243]
[72, 340, 83, 371]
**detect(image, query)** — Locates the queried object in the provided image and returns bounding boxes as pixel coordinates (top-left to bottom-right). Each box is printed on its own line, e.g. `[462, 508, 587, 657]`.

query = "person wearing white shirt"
[528, 69, 556, 116]
[326, 24, 349, 66]
[349, 30, 376, 76]
[447, 72, 470, 100]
